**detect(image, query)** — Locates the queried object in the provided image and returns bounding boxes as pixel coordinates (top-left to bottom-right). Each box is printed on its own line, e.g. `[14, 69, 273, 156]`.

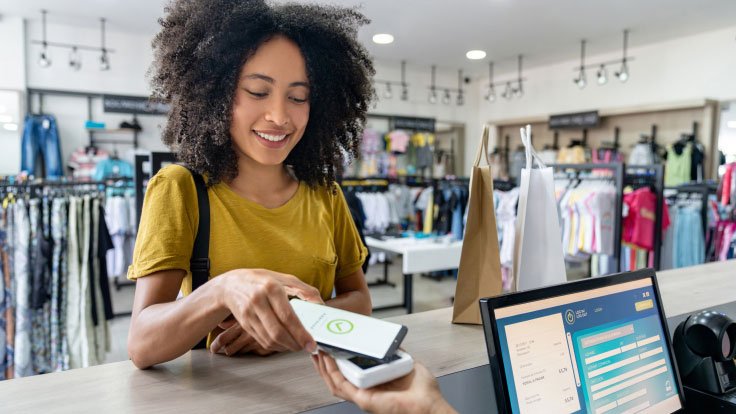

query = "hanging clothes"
[664, 143, 692, 187]
[20, 114, 64, 179]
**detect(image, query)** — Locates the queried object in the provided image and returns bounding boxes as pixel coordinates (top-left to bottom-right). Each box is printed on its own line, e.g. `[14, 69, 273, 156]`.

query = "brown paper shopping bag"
[452, 125, 503, 324]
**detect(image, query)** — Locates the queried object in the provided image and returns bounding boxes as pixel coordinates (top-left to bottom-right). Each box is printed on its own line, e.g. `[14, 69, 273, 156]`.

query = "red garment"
[722, 164, 734, 207]
[622, 188, 671, 251]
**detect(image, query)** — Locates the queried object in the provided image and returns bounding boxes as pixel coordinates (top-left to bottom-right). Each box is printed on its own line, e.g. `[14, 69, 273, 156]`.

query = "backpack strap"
[181, 165, 210, 350]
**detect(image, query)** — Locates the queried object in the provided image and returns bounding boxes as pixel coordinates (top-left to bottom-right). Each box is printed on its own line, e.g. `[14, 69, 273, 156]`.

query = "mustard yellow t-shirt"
[127, 164, 368, 302]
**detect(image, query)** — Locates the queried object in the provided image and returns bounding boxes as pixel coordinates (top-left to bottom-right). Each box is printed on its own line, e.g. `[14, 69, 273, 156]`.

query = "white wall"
[370, 61, 482, 176]
[0, 16, 27, 175]
[24, 20, 168, 170]
[478, 25, 736, 146]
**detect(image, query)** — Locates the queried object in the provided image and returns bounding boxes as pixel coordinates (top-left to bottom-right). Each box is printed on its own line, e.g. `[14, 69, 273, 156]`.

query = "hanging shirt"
[68, 148, 110, 181]
[92, 159, 134, 181]
[387, 130, 410, 153]
[664, 143, 692, 187]
[622, 188, 671, 251]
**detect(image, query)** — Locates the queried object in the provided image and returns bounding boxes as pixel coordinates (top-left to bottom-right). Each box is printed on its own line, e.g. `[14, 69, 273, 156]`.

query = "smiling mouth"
[254, 130, 290, 142]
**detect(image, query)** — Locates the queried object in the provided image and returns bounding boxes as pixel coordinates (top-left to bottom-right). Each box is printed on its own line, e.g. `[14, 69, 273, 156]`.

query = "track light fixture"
[400, 61, 409, 101]
[513, 55, 524, 98]
[597, 64, 607, 85]
[501, 81, 513, 100]
[428, 65, 438, 104]
[383, 83, 392, 99]
[99, 18, 111, 71]
[456, 69, 464, 106]
[69, 46, 82, 71]
[38, 10, 51, 68]
[615, 29, 630, 82]
[442, 89, 451, 105]
[573, 40, 586, 89]
[485, 62, 496, 102]
[572, 30, 632, 89]
[33, 11, 115, 71]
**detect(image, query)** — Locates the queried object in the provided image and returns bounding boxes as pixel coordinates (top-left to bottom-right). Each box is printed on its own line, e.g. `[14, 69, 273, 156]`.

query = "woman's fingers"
[253, 293, 303, 351]
[210, 321, 242, 353]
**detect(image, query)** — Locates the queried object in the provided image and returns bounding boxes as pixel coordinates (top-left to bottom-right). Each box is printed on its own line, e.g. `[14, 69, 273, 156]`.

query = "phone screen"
[290, 299, 407, 361]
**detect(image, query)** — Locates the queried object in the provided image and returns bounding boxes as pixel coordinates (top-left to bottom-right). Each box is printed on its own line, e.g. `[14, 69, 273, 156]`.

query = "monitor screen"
[493, 277, 682, 414]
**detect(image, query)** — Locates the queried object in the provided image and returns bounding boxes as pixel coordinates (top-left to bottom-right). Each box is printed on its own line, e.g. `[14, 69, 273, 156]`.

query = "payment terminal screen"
[494, 278, 682, 414]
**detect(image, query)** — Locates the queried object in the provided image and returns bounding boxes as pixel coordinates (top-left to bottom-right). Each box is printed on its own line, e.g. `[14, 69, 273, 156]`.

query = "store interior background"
[0, 0, 735, 365]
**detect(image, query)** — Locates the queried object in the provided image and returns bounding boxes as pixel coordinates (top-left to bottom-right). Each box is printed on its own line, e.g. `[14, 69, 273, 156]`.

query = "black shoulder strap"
[181, 165, 210, 349]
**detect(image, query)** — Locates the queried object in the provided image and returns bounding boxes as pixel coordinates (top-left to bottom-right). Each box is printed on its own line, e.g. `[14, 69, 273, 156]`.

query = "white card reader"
[335, 349, 414, 389]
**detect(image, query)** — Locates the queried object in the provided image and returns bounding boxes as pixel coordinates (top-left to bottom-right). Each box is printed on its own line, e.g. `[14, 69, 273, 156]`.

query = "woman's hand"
[312, 352, 456, 414]
[210, 317, 278, 356]
[219, 268, 323, 354]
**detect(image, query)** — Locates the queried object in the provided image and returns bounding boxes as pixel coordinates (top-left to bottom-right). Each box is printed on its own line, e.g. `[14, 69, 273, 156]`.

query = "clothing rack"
[26, 88, 140, 149]
[625, 164, 665, 270]
[665, 182, 718, 238]
[550, 163, 625, 272]
[134, 152, 178, 227]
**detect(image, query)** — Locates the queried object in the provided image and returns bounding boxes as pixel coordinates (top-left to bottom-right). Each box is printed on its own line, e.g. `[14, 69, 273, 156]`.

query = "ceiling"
[2, 0, 735, 76]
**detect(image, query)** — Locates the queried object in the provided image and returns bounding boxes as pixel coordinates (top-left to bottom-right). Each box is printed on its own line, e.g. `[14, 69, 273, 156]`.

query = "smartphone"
[290, 298, 408, 362]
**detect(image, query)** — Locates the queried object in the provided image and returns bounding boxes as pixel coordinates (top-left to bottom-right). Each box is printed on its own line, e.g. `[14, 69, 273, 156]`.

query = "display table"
[365, 236, 463, 313]
[1, 260, 734, 413]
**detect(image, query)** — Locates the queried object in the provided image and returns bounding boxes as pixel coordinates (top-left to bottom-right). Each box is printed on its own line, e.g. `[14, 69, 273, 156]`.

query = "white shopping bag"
[513, 125, 567, 291]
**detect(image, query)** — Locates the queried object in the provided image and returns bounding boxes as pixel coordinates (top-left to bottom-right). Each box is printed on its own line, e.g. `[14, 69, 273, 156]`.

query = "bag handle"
[520, 124, 547, 170]
[474, 124, 492, 167]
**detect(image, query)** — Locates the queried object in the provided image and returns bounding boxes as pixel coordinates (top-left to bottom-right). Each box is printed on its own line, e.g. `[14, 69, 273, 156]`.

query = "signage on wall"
[393, 116, 436, 132]
[549, 111, 599, 129]
[103, 95, 171, 115]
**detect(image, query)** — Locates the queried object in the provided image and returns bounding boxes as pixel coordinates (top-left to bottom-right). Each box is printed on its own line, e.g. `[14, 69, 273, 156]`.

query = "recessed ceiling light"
[372, 34, 394, 45]
[3, 123, 18, 131]
[466, 50, 486, 60]
[728, 121, 736, 128]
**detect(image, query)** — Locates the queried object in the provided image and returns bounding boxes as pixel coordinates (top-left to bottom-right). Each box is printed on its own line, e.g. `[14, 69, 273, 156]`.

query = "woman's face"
[230, 35, 310, 167]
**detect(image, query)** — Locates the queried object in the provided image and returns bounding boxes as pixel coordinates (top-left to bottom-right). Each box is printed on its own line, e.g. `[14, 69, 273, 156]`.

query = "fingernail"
[305, 342, 317, 353]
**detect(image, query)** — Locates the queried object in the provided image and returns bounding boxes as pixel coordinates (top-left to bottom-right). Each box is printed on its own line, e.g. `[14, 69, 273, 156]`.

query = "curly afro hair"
[150, 0, 375, 187]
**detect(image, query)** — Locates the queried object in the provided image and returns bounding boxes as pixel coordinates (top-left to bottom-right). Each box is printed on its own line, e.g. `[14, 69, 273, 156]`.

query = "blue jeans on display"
[20, 115, 63, 179]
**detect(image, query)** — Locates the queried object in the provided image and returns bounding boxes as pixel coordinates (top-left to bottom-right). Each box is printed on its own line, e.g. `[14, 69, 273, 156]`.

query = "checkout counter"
[1, 260, 735, 413]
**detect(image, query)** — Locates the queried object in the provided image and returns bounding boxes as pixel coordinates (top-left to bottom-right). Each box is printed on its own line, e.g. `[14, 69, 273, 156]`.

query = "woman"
[127, 0, 375, 369]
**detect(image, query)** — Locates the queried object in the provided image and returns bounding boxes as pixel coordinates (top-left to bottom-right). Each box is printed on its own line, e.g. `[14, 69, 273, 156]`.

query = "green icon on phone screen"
[327, 319, 354, 334]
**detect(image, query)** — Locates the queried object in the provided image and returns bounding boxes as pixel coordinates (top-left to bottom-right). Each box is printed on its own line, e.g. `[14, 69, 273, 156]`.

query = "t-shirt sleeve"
[127, 165, 198, 280]
[331, 184, 368, 279]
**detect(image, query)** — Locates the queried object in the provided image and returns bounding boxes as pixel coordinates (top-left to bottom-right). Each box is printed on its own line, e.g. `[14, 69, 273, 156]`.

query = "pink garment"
[722, 164, 734, 206]
[622, 188, 671, 251]
[388, 130, 410, 153]
[720, 223, 736, 261]
[361, 129, 381, 154]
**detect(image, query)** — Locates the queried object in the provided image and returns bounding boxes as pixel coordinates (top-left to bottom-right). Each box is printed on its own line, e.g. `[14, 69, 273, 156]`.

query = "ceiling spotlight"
[372, 33, 394, 45]
[502, 81, 513, 100]
[597, 64, 607, 85]
[574, 40, 586, 89]
[466, 50, 486, 60]
[442, 89, 451, 105]
[574, 70, 586, 89]
[615, 29, 630, 83]
[99, 18, 111, 71]
[69, 46, 82, 71]
[616, 60, 629, 83]
[100, 51, 111, 71]
[428, 65, 438, 104]
[383, 83, 392, 99]
[38, 47, 52, 68]
[38, 10, 51, 68]
[456, 69, 465, 105]
[485, 87, 496, 103]
[400, 61, 409, 101]
[456, 92, 464, 106]
[486, 62, 496, 103]
[514, 55, 524, 98]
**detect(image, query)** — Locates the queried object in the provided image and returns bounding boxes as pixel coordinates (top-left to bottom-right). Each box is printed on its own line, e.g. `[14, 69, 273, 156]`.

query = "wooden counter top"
[1, 260, 734, 412]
